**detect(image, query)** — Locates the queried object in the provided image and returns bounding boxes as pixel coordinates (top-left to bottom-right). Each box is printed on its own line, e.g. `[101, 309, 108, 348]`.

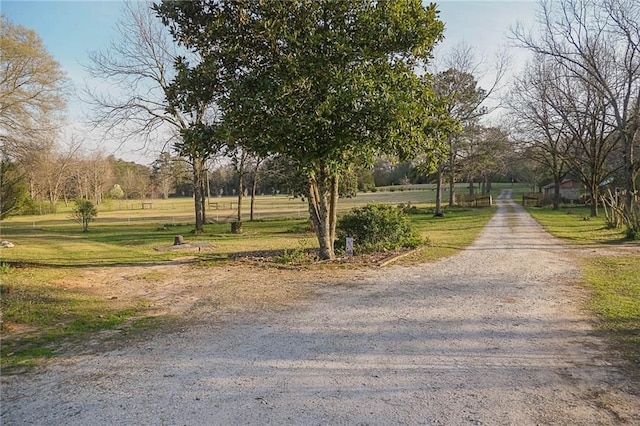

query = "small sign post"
[346, 237, 354, 256]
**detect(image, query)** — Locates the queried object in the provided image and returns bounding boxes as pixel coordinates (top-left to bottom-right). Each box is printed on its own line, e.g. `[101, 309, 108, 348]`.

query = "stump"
[174, 235, 185, 245]
[231, 221, 243, 234]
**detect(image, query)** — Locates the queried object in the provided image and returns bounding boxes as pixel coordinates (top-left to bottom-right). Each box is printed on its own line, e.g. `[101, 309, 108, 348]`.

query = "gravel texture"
[2, 190, 638, 425]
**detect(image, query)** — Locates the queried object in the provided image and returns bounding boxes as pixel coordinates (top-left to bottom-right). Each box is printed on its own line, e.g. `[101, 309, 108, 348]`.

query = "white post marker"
[346, 237, 354, 256]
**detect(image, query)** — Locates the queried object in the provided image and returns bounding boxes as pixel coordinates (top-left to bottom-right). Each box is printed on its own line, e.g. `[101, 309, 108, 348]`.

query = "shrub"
[336, 204, 423, 254]
[71, 199, 98, 232]
[626, 225, 640, 241]
[274, 239, 312, 265]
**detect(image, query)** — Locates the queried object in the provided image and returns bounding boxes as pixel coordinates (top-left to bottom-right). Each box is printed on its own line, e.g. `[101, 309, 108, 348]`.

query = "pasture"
[2, 183, 638, 374]
[1, 184, 500, 369]
[0, 184, 505, 266]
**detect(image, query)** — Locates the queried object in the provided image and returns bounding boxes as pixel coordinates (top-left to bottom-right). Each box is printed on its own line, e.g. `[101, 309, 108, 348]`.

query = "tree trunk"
[307, 167, 337, 260]
[553, 175, 561, 210]
[250, 171, 258, 221]
[468, 179, 475, 196]
[193, 157, 205, 233]
[448, 144, 456, 207]
[236, 172, 243, 223]
[589, 183, 599, 217]
[622, 131, 636, 214]
[434, 165, 444, 217]
[329, 175, 338, 245]
[200, 175, 207, 223]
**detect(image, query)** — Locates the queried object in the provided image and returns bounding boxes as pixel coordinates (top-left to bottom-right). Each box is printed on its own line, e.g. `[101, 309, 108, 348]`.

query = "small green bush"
[626, 224, 640, 240]
[336, 204, 423, 254]
[274, 239, 312, 265]
[71, 199, 98, 232]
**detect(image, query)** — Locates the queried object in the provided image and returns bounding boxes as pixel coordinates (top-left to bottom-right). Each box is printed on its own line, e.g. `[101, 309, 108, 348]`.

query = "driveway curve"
[2, 190, 638, 425]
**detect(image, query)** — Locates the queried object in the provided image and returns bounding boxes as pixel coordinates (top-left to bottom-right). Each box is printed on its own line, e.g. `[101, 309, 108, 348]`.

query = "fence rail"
[457, 195, 492, 207]
[522, 193, 543, 207]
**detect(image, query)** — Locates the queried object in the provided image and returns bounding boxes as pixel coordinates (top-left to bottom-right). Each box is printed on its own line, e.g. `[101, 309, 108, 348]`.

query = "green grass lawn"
[0, 191, 496, 370]
[0, 266, 150, 370]
[527, 206, 629, 244]
[0, 191, 494, 266]
[583, 257, 640, 365]
[528, 205, 640, 376]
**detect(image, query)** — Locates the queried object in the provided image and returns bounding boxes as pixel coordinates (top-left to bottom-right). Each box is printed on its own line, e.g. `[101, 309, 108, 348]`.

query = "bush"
[336, 204, 423, 254]
[626, 225, 640, 241]
[71, 199, 98, 232]
[20, 199, 56, 215]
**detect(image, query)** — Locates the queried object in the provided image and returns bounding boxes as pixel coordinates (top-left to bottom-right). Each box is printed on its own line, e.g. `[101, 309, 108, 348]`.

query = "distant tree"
[72, 198, 97, 232]
[244, 152, 265, 222]
[0, 15, 66, 164]
[85, 2, 221, 232]
[459, 125, 511, 195]
[550, 71, 619, 217]
[227, 146, 250, 224]
[510, 150, 545, 192]
[372, 157, 415, 187]
[30, 137, 81, 210]
[432, 68, 486, 208]
[85, 151, 115, 205]
[508, 57, 573, 210]
[108, 184, 125, 200]
[0, 159, 29, 219]
[110, 158, 151, 199]
[151, 152, 175, 199]
[430, 43, 507, 211]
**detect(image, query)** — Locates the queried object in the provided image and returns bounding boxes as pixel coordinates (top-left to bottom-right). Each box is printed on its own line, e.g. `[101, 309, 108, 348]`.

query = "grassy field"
[528, 206, 640, 375]
[0, 186, 503, 266]
[7, 184, 636, 375]
[0, 266, 148, 368]
[1, 188, 499, 369]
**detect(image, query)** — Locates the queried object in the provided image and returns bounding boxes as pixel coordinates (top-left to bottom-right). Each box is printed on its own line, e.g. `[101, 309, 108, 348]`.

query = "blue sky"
[2, 0, 537, 163]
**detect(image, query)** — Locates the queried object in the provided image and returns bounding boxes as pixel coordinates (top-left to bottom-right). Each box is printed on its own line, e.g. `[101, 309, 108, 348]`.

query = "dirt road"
[2, 190, 638, 425]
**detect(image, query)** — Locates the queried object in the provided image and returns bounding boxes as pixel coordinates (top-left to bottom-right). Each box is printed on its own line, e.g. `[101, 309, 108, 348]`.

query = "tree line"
[509, 0, 639, 230]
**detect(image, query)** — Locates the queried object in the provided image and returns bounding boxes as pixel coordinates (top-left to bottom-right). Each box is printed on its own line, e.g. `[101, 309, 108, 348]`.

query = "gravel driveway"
[2, 190, 638, 425]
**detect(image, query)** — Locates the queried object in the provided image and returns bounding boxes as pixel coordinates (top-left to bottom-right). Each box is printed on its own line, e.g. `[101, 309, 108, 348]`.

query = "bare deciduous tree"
[84, 1, 218, 232]
[512, 0, 640, 213]
[508, 57, 573, 210]
[431, 43, 508, 212]
[0, 15, 67, 163]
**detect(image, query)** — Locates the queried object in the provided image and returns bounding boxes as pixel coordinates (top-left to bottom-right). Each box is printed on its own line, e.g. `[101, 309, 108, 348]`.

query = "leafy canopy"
[156, 0, 448, 173]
